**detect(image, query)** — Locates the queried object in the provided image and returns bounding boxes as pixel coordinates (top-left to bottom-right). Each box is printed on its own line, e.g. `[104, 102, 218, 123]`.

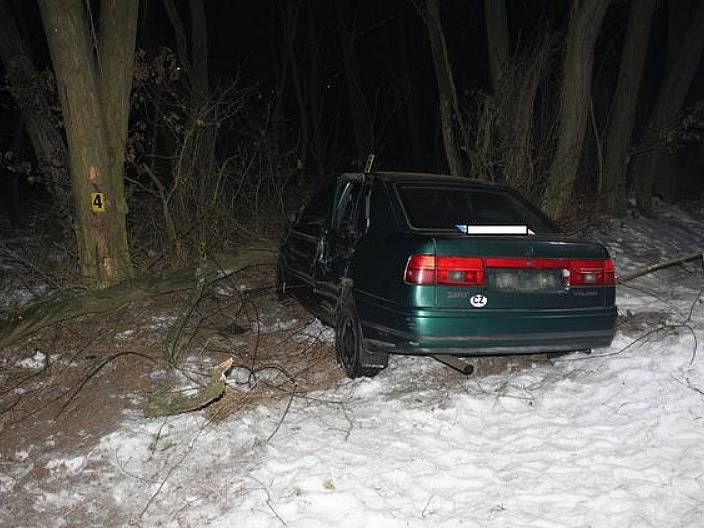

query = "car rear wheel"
[336, 296, 386, 379]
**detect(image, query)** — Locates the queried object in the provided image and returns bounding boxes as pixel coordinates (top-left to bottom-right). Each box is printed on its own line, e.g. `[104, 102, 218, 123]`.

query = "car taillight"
[566, 259, 615, 286]
[437, 256, 484, 285]
[404, 254, 436, 285]
[404, 254, 615, 287]
[405, 254, 484, 285]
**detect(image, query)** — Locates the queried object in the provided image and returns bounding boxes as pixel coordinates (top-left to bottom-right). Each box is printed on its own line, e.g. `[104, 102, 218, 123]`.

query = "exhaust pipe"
[432, 354, 475, 375]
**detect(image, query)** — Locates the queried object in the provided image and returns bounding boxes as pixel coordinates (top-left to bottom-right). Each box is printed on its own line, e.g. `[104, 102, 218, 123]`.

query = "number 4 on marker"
[91, 192, 106, 213]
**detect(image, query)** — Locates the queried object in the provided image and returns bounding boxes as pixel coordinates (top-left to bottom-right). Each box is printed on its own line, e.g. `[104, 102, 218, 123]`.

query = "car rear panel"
[433, 234, 613, 310]
[353, 231, 616, 355]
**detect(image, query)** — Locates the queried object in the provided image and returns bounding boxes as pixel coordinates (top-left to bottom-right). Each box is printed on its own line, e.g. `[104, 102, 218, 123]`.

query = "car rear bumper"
[358, 297, 617, 356]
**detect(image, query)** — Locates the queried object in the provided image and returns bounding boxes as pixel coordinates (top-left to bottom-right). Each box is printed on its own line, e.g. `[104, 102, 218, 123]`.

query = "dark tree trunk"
[652, 0, 695, 201]
[484, 0, 509, 92]
[396, 1, 424, 168]
[305, 1, 327, 182]
[601, 0, 655, 214]
[39, 0, 136, 285]
[282, 4, 311, 178]
[419, 0, 464, 177]
[99, 0, 138, 258]
[503, 39, 551, 196]
[543, 0, 610, 220]
[189, 0, 209, 98]
[632, 1, 704, 212]
[0, 1, 70, 217]
[335, 0, 373, 165]
[161, 0, 190, 74]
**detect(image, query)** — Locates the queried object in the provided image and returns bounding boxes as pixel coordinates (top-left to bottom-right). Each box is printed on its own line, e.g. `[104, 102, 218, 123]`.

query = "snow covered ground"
[2, 203, 704, 527]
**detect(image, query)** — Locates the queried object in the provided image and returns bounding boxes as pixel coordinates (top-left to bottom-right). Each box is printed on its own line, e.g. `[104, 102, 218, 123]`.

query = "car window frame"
[392, 182, 559, 234]
[297, 182, 336, 227]
[332, 174, 367, 236]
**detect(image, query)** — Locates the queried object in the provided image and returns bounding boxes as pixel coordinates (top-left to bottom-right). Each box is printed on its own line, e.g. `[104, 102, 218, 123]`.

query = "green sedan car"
[277, 172, 616, 378]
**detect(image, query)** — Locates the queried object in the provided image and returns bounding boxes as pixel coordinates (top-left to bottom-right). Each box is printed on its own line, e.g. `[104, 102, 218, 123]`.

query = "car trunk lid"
[430, 234, 612, 310]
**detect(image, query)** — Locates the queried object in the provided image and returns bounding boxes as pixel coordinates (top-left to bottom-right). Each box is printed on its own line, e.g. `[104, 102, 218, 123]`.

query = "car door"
[283, 183, 335, 302]
[314, 174, 369, 309]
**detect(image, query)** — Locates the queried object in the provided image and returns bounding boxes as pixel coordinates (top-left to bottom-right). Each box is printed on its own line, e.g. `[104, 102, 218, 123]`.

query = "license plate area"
[487, 269, 565, 293]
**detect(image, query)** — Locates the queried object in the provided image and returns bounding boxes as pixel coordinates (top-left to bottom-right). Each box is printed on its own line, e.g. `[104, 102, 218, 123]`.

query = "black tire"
[335, 296, 386, 378]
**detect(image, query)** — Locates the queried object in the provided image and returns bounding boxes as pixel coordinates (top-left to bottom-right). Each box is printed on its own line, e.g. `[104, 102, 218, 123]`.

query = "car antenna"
[363, 153, 375, 175]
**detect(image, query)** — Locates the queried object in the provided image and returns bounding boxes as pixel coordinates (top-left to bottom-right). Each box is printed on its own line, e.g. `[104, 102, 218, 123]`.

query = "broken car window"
[299, 184, 335, 226]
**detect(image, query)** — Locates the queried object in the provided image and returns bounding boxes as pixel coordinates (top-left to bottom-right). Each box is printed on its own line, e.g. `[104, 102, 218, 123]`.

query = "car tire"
[275, 256, 287, 301]
[335, 296, 386, 379]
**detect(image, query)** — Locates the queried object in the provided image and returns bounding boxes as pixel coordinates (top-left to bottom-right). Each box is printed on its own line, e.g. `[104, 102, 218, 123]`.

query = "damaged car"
[276, 172, 617, 378]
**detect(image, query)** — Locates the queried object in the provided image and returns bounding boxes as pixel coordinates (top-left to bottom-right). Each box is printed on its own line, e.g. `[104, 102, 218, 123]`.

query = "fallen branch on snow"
[0, 246, 277, 351]
[618, 251, 703, 283]
[144, 357, 234, 417]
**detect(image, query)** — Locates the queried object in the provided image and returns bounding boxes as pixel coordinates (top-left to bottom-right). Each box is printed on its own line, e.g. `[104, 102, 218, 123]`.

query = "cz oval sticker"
[470, 294, 488, 308]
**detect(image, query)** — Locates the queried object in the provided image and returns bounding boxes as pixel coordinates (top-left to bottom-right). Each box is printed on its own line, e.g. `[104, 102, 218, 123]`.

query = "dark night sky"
[1, 0, 703, 195]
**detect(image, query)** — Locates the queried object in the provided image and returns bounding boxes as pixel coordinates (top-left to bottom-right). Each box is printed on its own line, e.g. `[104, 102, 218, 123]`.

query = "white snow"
[16, 350, 47, 370]
[45, 456, 86, 476]
[255, 317, 335, 343]
[0, 283, 50, 311]
[2, 202, 704, 527]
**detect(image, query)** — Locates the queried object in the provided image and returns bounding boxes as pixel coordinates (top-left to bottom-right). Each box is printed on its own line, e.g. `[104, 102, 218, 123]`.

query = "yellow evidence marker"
[91, 192, 106, 213]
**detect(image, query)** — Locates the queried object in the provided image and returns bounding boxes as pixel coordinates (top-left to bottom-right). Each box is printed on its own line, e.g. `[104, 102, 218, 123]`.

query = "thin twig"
[57, 351, 157, 417]
[267, 394, 295, 442]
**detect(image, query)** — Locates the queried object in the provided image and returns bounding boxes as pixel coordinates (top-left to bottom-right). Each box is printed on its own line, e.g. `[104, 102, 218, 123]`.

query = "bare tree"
[415, 0, 465, 177]
[473, 0, 554, 198]
[631, 1, 704, 212]
[391, 0, 424, 168]
[39, 0, 138, 285]
[335, 0, 373, 165]
[601, 0, 656, 214]
[653, 0, 695, 200]
[543, 0, 610, 220]
[484, 0, 509, 92]
[0, 1, 69, 218]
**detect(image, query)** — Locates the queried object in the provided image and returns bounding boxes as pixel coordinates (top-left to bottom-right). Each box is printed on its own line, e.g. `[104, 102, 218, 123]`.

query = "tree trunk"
[283, 5, 311, 177]
[161, 0, 216, 248]
[503, 39, 550, 196]
[667, 0, 694, 68]
[0, 1, 70, 217]
[39, 0, 135, 286]
[654, 0, 693, 201]
[601, 0, 655, 215]
[396, 0, 424, 168]
[631, 1, 704, 212]
[189, 0, 209, 98]
[335, 0, 373, 165]
[484, 0, 509, 92]
[543, 0, 610, 220]
[421, 0, 464, 177]
[99, 0, 138, 270]
[305, 1, 327, 183]
[161, 0, 191, 75]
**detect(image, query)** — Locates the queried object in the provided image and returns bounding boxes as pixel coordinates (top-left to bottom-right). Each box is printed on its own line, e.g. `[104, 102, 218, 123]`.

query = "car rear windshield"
[396, 184, 555, 233]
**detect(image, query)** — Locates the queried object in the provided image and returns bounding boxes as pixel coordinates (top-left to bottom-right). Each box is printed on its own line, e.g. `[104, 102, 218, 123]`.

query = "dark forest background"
[0, 0, 703, 286]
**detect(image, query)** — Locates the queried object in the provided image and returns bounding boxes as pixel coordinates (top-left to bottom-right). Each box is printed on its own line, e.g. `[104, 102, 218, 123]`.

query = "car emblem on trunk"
[470, 294, 488, 308]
